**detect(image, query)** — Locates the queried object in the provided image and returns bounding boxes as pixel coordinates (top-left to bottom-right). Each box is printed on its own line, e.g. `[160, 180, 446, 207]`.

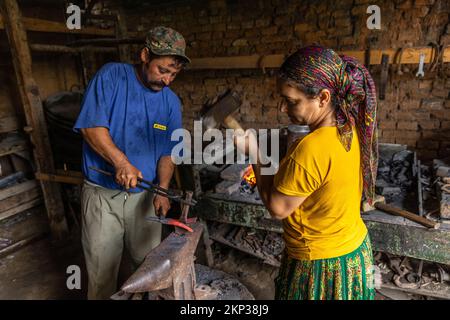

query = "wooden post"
[116, 9, 131, 63]
[0, 0, 68, 240]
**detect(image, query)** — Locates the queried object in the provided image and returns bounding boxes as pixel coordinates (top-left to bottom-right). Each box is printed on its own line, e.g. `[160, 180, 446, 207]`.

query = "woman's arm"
[239, 131, 306, 219]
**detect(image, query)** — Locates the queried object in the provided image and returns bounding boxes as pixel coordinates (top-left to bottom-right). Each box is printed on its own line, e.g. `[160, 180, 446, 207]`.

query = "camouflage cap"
[145, 26, 190, 64]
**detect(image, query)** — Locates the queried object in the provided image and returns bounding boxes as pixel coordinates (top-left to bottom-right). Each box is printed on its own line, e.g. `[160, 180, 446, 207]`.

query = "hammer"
[363, 195, 440, 229]
[201, 90, 243, 131]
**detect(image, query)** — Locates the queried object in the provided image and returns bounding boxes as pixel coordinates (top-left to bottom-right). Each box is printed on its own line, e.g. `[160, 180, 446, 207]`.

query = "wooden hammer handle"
[374, 202, 440, 229]
[223, 115, 243, 130]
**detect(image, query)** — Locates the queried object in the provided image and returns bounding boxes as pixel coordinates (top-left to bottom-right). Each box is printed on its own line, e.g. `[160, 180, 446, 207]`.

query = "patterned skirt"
[275, 234, 375, 300]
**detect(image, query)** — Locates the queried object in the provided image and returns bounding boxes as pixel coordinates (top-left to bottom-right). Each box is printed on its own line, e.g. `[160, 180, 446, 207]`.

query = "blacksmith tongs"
[88, 166, 197, 206]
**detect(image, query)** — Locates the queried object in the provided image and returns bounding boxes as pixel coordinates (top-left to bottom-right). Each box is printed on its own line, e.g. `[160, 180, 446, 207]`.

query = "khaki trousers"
[81, 181, 161, 300]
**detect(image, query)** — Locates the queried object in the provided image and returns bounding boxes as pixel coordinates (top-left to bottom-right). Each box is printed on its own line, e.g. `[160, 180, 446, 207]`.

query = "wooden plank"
[56, 169, 83, 177]
[0, 171, 24, 189]
[29, 44, 117, 54]
[0, 14, 115, 36]
[0, 231, 47, 258]
[35, 172, 83, 185]
[188, 46, 450, 70]
[116, 9, 131, 63]
[0, 183, 41, 212]
[0, 116, 20, 133]
[374, 202, 440, 229]
[0, 197, 43, 222]
[0, 180, 38, 201]
[0, 0, 68, 239]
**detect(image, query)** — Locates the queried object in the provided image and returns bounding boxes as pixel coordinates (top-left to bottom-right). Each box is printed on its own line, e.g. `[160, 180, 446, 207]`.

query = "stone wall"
[122, 0, 449, 160]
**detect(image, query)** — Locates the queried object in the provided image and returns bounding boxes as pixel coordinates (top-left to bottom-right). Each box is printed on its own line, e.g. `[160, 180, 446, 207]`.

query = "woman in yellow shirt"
[237, 46, 378, 300]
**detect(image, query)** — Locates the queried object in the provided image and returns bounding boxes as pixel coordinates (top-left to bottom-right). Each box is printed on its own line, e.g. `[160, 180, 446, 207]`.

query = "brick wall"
[123, 0, 450, 161]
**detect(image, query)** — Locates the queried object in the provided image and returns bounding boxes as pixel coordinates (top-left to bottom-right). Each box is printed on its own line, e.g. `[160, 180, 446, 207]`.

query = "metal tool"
[89, 166, 197, 206]
[201, 90, 243, 130]
[417, 159, 424, 217]
[374, 202, 440, 229]
[379, 54, 389, 100]
[146, 216, 196, 233]
[416, 53, 425, 77]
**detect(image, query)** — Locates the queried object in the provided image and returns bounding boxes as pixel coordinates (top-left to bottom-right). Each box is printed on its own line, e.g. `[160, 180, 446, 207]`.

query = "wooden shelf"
[188, 46, 450, 70]
[0, 14, 116, 36]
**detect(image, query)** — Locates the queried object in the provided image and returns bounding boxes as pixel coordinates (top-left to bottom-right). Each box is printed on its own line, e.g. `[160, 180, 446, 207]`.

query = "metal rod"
[88, 166, 196, 206]
[417, 159, 424, 217]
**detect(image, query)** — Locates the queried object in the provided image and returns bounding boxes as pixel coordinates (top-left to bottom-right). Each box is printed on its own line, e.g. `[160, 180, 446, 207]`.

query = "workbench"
[194, 192, 450, 266]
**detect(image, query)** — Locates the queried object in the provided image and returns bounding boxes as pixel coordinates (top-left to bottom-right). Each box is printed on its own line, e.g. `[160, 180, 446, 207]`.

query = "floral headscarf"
[279, 45, 378, 205]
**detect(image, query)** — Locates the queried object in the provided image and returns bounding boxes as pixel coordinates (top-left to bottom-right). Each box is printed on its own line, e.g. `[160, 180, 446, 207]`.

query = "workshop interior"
[0, 0, 449, 301]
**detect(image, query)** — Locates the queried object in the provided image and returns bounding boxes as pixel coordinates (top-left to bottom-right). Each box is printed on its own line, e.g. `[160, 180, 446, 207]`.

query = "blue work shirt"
[73, 62, 182, 192]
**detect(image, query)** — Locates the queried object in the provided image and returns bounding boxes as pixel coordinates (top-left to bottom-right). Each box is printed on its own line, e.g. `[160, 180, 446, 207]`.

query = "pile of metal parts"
[208, 221, 283, 267]
[375, 252, 450, 299]
[43, 91, 83, 171]
[376, 145, 415, 202]
[433, 159, 450, 220]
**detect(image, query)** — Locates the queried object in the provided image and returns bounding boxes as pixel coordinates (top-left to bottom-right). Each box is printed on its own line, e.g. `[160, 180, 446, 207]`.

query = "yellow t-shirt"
[273, 126, 367, 260]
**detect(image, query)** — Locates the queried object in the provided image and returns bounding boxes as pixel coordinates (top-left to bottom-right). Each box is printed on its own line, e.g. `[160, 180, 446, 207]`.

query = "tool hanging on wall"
[378, 54, 390, 100]
[416, 53, 426, 77]
[394, 47, 405, 75]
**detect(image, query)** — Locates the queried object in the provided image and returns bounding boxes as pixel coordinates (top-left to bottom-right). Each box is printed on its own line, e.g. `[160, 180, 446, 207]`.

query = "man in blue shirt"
[73, 26, 189, 299]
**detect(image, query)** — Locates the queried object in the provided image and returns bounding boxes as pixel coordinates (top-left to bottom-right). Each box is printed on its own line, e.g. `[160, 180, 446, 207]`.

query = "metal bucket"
[286, 125, 310, 148]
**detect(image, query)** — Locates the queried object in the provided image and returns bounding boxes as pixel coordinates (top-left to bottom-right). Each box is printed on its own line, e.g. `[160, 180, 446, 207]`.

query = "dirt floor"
[0, 207, 86, 299]
[210, 245, 278, 300]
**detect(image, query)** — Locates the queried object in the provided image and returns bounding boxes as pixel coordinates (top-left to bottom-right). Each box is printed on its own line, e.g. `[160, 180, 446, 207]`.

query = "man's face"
[140, 48, 183, 91]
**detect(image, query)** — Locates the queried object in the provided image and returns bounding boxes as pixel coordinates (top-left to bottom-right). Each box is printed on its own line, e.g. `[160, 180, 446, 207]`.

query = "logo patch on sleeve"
[153, 123, 167, 131]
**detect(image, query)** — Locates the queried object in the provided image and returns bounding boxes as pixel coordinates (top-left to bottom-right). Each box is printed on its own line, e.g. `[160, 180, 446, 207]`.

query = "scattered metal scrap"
[376, 145, 415, 200]
[208, 221, 283, 267]
[375, 252, 450, 299]
[433, 159, 450, 219]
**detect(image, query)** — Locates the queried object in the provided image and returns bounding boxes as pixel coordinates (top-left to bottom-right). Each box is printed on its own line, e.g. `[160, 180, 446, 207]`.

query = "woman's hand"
[233, 129, 259, 161]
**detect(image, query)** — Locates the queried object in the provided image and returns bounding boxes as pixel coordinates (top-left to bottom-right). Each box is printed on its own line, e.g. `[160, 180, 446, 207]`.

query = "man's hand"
[153, 194, 171, 217]
[115, 160, 142, 189]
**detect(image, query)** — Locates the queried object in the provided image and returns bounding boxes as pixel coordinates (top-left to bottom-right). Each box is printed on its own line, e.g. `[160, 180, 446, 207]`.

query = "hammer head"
[201, 90, 241, 130]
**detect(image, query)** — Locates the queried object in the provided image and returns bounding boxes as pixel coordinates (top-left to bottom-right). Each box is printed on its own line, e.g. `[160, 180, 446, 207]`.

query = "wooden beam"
[0, 198, 43, 222]
[188, 46, 450, 70]
[0, 180, 38, 202]
[0, 182, 41, 213]
[35, 172, 83, 185]
[116, 9, 131, 63]
[0, 231, 48, 258]
[0, 14, 115, 36]
[67, 37, 144, 46]
[29, 44, 117, 54]
[0, 116, 20, 133]
[0, 136, 28, 157]
[0, 0, 68, 240]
